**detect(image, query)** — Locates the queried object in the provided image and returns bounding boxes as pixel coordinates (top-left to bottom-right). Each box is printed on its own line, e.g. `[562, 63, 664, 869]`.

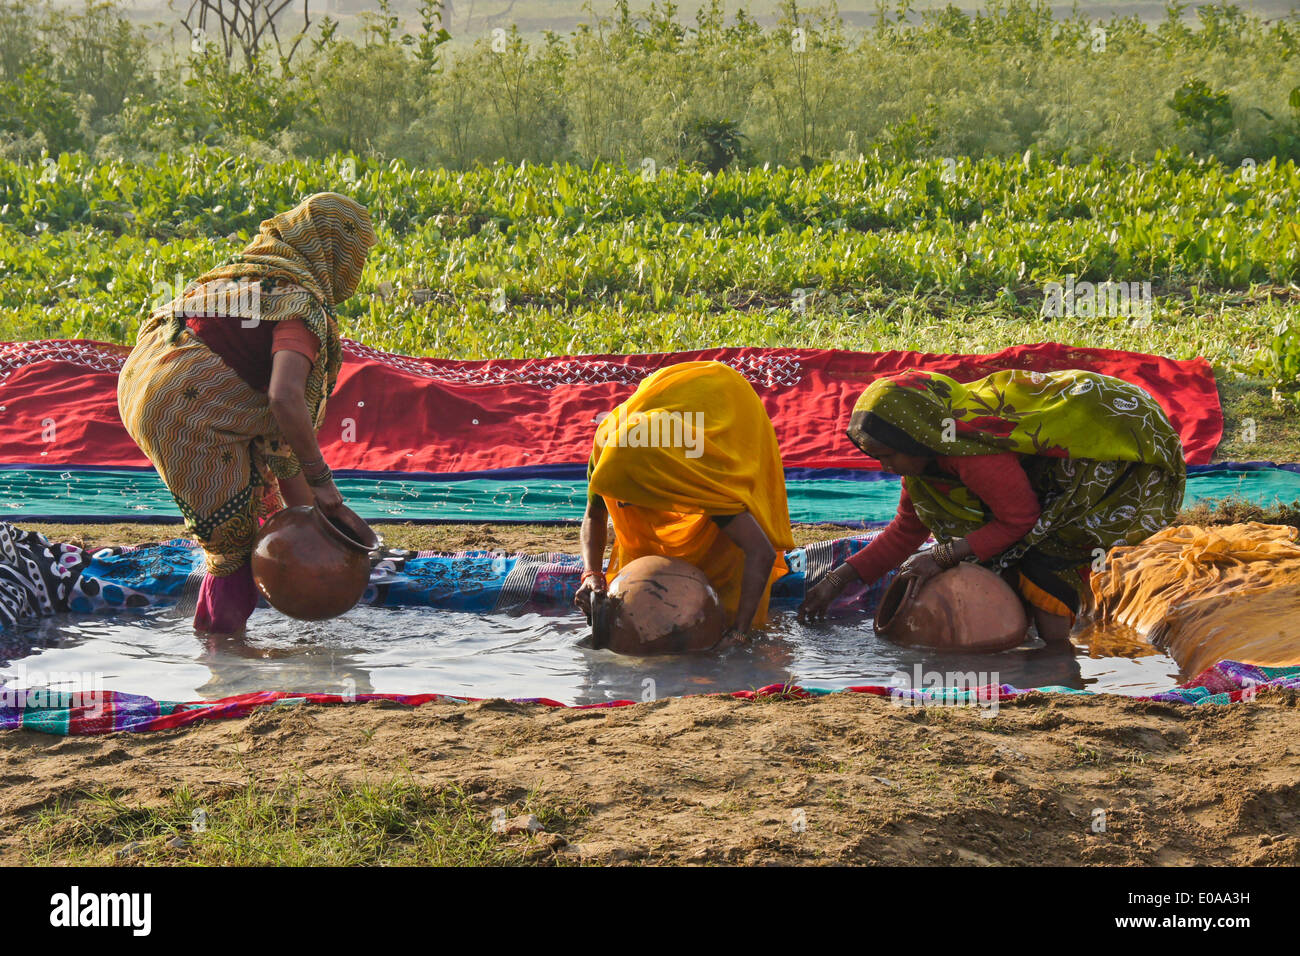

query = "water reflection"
[195, 628, 376, 698]
[0, 603, 1181, 705]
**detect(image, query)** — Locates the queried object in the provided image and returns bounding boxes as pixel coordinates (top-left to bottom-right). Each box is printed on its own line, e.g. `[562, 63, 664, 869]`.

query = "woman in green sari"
[798, 368, 1186, 645]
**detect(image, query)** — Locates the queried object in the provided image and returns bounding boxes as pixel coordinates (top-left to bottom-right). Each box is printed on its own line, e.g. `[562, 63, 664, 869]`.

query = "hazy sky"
[93, 0, 1300, 41]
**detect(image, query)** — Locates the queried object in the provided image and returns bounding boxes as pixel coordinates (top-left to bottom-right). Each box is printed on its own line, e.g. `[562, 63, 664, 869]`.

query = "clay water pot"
[591, 555, 726, 656]
[251, 504, 381, 621]
[874, 562, 1029, 653]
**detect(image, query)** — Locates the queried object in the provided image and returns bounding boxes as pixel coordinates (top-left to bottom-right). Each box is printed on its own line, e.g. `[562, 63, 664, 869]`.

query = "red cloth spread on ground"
[0, 340, 1222, 472]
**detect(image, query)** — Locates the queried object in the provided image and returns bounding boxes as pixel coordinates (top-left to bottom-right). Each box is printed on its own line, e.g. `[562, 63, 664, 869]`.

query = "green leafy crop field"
[1, 149, 1295, 369]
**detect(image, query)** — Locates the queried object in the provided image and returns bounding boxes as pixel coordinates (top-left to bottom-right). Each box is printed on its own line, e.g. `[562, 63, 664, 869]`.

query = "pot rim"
[313, 505, 381, 553]
[873, 572, 917, 634]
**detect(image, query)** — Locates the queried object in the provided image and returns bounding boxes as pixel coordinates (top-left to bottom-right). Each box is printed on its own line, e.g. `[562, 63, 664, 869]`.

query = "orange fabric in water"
[1085, 523, 1300, 677]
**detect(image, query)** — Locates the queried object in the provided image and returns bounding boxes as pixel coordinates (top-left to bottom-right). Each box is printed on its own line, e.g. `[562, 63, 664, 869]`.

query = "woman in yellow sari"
[574, 362, 795, 646]
[117, 193, 375, 635]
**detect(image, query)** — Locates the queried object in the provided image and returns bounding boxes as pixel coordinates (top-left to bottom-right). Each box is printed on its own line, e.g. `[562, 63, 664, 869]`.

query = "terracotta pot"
[591, 555, 726, 656]
[874, 562, 1029, 653]
[251, 505, 381, 621]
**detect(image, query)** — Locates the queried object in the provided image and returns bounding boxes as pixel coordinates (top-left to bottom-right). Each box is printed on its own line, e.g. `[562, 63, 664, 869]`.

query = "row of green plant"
[4, 0, 1300, 169]
[6, 144, 1296, 242]
[2, 149, 1294, 306]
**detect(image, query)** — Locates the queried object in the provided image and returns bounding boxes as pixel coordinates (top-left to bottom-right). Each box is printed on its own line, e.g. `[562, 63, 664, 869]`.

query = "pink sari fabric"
[194, 562, 258, 633]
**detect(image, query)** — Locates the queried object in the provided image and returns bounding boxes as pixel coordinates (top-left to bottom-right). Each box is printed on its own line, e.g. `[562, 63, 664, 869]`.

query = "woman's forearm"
[721, 512, 777, 633]
[580, 500, 609, 575]
[267, 350, 324, 473]
[846, 500, 930, 584]
[733, 545, 775, 633]
[269, 396, 323, 470]
[280, 470, 313, 508]
[827, 560, 863, 587]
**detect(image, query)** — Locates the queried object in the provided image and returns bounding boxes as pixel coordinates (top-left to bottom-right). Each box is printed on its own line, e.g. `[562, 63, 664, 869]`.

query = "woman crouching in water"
[574, 361, 795, 645]
[799, 368, 1186, 645]
[117, 193, 376, 634]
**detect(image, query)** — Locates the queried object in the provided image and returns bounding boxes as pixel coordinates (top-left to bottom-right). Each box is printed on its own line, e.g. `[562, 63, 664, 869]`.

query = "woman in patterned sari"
[118, 193, 376, 635]
[798, 368, 1186, 646]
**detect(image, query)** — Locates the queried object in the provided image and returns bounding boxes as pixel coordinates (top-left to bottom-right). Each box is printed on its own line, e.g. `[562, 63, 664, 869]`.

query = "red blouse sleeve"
[845, 483, 930, 584]
[270, 319, 320, 363]
[942, 453, 1041, 561]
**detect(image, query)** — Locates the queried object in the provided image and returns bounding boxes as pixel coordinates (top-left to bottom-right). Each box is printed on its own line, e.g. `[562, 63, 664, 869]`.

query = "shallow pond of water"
[0, 604, 1181, 705]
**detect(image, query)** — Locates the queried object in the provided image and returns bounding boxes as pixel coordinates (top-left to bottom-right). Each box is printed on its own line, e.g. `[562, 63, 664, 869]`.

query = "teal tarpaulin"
[2, 466, 1296, 525]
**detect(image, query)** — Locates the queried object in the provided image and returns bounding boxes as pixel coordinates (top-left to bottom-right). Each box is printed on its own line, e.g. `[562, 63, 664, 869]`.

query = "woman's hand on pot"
[898, 550, 943, 585]
[312, 479, 344, 517]
[574, 571, 607, 615]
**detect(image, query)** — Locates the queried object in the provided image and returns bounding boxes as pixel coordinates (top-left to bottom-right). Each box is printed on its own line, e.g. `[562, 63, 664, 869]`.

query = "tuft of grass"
[1214, 375, 1300, 464]
[1175, 496, 1300, 532]
[22, 777, 586, 866]
[1072, 744, 1105, 766]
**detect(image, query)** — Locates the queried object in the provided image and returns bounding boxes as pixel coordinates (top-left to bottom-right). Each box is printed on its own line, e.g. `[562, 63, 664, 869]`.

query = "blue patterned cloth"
[60, 534, 889, 616]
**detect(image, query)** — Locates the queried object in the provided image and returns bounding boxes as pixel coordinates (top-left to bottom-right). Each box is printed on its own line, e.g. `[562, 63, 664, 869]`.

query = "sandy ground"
[2, 687, 1297, 865]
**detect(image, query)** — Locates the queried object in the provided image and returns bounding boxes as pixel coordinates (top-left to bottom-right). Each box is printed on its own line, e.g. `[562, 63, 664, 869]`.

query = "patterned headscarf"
[848, 370, 988, 459]
[209, 191, 376, 306]
[847, 368, 1184, 470]
[166, 192, 376, 424]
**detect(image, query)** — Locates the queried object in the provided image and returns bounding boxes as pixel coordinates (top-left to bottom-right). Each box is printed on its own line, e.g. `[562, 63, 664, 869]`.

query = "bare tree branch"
[180, 0, 314, 67]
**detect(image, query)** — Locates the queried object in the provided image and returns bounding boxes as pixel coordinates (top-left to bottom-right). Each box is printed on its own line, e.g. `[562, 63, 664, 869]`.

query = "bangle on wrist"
[828, 563, 856, 589]
[305, 466, 333, 488]
[581, 569, 606, 586]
